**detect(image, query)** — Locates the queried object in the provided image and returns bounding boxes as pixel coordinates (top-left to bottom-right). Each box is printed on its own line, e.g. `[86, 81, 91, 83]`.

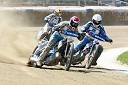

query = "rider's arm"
[53, 21, 68, 31]
[91, 34, 106, 42]
[44, 13, 57, 27]
[63, 29, 80, 38]
[100, 26, 112, 42]
[44, 13, 55, 23]
[81, 21, 92, 32]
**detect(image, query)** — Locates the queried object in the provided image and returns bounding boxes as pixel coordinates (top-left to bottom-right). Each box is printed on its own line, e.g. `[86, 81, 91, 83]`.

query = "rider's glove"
[108, 39, 113, 43]
[77, 33, 86, 40]
[49, 22, 56, 27]
[80, 32, 86, 37]
[44, 17, 50, 23]
[88, 31, 93, 36]
[52, 26, 61, 32]
[44, 19, 49, 23]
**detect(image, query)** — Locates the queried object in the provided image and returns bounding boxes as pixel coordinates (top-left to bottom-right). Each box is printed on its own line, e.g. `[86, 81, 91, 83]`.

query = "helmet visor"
[72, 22, 79, 27]
[93, 20, 101, 25]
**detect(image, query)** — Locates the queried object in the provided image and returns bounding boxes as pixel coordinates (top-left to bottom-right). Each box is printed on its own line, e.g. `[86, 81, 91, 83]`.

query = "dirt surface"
[0, 25, 128, 85]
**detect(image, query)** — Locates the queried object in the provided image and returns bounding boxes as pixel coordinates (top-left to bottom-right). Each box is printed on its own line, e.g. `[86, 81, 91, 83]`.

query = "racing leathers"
[36, 13, 62, 41]
[73, 21, 112, 64]
[36, 21, 81, 66]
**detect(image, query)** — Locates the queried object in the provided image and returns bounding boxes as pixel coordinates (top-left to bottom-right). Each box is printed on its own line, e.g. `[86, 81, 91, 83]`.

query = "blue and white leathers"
[38, 21, 80, 62]
[37, 13, 62, 41]
[74, 21, 111, 52]
[48, 21, 80, 47]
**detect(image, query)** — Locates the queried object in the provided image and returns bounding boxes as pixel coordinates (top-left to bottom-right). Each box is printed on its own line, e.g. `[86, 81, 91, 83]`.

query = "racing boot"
[28, 54, 42, 67]
[76, 52, 86, 64]
[44, 52, 62, 65]
[55, 52, 62, 60]
[59, 59, 65, 66]
[72, 52, 82, 65]
[51, 52, 62, 65]
[91, 62, 97, 66]
[35, 46, 51, 67]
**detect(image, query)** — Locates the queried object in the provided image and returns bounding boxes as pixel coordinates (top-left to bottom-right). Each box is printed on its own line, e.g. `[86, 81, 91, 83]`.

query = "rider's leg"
[39, 32, 48, 41]
[37, 31, 63, 65]
[92, 44, 103, 65]
[45, 52, 62, 65]
[73, 37, 90, 63]
[74, 37, 90, 53]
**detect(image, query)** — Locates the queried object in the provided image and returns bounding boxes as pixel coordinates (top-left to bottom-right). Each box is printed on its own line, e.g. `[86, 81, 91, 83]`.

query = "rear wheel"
[64, 43, 74, 71]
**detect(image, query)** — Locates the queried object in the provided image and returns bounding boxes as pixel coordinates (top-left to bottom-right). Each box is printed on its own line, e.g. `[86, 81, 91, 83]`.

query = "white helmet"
[92, 14, 102, 25]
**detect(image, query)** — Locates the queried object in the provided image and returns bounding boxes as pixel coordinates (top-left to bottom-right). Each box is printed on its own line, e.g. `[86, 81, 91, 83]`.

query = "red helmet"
[69, 16, 80, 28]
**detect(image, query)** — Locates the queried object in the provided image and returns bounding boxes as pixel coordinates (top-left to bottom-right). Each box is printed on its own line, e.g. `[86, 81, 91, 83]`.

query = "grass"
[117, 51, 128, 65]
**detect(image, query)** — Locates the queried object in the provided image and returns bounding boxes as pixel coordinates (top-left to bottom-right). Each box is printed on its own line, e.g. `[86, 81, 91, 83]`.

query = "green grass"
[117, 51, 128, 65]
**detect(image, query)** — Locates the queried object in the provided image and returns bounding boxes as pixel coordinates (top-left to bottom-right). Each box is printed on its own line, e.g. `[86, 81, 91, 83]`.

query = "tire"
[85, 45, 97, 69]
[85, 55, 95, 69]
[64, 43, 74, 71]
[32, 45, 38, 54]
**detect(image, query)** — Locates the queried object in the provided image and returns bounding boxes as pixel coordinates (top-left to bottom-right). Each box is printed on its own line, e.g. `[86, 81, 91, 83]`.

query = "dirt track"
[0, 25, 128, 85]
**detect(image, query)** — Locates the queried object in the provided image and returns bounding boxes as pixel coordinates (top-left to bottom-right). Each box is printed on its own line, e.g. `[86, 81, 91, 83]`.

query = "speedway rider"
[36, 9, 62, 41]
[30, 16, 83, 67]
[73, 14, 113, 65]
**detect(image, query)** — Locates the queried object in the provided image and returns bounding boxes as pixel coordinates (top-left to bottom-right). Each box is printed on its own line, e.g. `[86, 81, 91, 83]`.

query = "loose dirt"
[0, 14, 128, 85]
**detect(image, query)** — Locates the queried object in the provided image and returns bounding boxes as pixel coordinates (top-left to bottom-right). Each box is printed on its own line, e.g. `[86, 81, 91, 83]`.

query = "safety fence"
[0, 6, 128, 26]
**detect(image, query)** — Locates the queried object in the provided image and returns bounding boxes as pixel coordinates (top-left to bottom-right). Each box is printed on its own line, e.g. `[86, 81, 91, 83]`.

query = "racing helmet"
[69, 16, 80, 29]
[54, 9, 62, 16]
[92, 14, 102, 25]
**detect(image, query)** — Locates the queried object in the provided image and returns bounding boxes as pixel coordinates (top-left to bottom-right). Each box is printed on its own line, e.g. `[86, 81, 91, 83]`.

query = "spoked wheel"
[85, 47, 97, 69]
[64, 43, 74, 71]
[85, 54, 95, 69]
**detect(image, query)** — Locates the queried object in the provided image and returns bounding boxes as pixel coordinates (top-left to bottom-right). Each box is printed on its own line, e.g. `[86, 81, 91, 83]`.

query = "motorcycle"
[27, 37, 74, 71]
[84, 39, 103, 69]
[72, 33, 107, 69]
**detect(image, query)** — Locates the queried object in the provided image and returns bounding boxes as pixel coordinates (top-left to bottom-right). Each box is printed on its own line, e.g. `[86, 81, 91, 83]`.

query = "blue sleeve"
[44, 16, 49, 23]
[44, 13, 54, 23]
[91, 34, 106, 41]
[100, 26, 110, 41]
[81, 21, 91, 32]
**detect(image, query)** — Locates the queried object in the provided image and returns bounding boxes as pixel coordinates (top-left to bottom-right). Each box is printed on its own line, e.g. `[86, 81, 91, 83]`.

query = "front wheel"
[85, 55, 95, 69]
[64, 43, 74, 71]
[85, 46, 97, 69]
[27, 44, 39, 66]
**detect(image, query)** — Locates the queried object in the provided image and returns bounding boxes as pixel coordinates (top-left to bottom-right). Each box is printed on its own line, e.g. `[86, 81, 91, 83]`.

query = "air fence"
[0, 6, 128, 26]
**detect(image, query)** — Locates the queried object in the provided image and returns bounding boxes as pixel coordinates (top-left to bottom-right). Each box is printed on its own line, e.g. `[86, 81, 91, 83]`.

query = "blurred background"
[0, 0, 128, 26]
[0, 0, 128, 7]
